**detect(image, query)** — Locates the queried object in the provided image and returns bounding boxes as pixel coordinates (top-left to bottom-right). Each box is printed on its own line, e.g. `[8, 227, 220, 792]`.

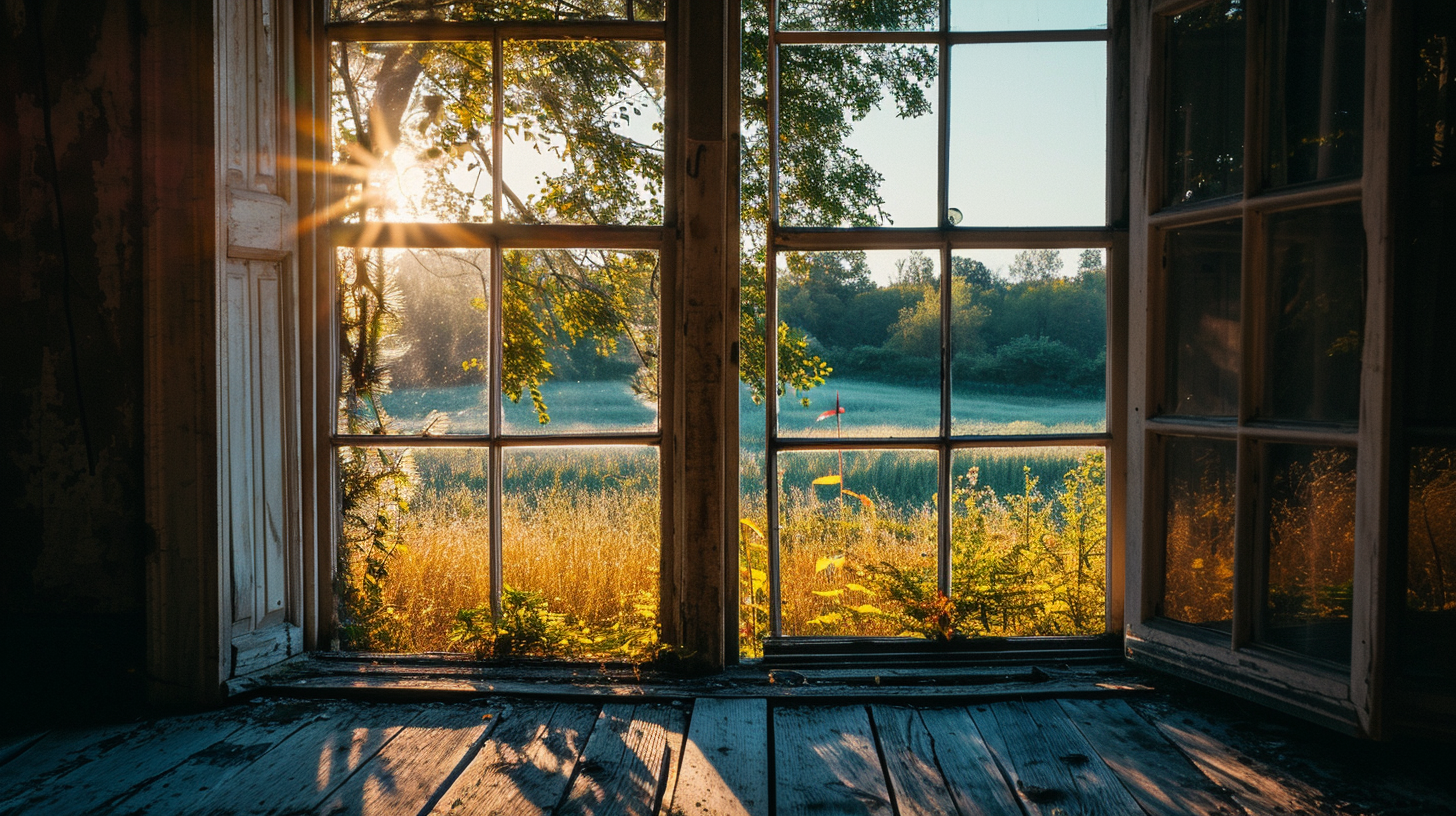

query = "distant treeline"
[778, 249, 1107, 391]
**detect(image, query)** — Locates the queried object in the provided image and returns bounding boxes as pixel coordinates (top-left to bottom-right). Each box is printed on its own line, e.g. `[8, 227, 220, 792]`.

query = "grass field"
[341, 378, 1110, 658]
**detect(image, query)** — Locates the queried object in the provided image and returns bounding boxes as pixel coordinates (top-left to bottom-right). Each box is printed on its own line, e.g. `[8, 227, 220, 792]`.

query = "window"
[1126, 0, 1389, 733]
[742, 0, 1120, 653]
[326, 2, 673, 656]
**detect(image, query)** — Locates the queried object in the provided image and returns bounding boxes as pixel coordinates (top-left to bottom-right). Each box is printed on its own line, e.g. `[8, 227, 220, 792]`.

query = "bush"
[832, 345, 939, 383]
[953, 335, 1099, 388]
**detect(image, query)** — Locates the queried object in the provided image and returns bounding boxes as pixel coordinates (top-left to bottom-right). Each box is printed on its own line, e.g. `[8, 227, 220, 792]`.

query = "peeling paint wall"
[1, 0, 149, 726]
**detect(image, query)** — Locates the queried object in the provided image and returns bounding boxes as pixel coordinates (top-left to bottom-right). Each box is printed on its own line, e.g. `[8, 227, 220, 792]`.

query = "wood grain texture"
[108, 704, 317, 816]
[430, 703, 598, 816]
[557, 704, 684, 816]
[869, 706, 958, 816]
[1147, 706, 1329, 815]
[189, 703, 420, 816]
[971, 701, 1076, 816]
[773, 705, 892, 816]
[0, 732, 46, 772]
[0, 722, 141, 804]
[669, 698, 768, 816]
[914, 708, 1022, 816]
[0, 711, 244, 816]
[1059, 697, 1244, 816]
[1021, 699, 1143, 815]
[312, 704, 499, 816]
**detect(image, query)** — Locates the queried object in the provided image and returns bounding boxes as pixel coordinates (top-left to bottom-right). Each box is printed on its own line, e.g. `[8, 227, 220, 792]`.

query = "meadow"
[340, 378, 1111, 658]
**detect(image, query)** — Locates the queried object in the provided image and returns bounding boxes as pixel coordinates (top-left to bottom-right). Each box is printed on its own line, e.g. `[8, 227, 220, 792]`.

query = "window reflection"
[1264, 0, 1366, 188]
[1164, 0, 1246, 207]
[1161, 437, 1237, 632]
[1258, 444, 1355, 663]
[1263, 203, 1365, 424]
[1165, 220, 1241, 417]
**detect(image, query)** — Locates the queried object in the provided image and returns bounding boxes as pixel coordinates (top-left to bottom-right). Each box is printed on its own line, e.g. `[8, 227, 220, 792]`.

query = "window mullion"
[488, 34, 505, 622]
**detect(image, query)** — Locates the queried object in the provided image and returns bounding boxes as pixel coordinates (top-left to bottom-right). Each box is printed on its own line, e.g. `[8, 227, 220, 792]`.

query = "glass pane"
[338, 247, 493, 435]
[1415, 2, 1456, 171]
[501, 40, 665, 225]
[950, 448, 1107, 636]
[778, 250, 940, 439]
[780, 0, 936, 31]
[1407, 178, 1456, 425]
[1259, 443, 1355, 663]
[1164, 0, 1246, 208]
[1264, 0, 1365, 189]
[950, 249, 1107, 434]
[330, 0, 641, 22]
[501, 249, 660, 435]
[951, 0, 1106, 31]
[948, 42, 1106, 227]
[777, 449, 937, 637]
[778, 44, 939, 228]
[1164, 219, 1241, 417]
[1160, 437, 1236, 631]
[336, 447, 492, 652]
[1263, 203, 1365, 424]
[502, 446, 659, 658]
[1403, 446, 1456, 679]
[332, 43, 494, 223]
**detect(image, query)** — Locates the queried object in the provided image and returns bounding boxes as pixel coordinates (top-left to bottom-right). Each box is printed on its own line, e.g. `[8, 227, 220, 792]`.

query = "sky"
[841, 38, 1108, 283]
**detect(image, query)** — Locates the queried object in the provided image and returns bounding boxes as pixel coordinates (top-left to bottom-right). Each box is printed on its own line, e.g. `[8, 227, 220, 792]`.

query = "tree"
[332, 0, 937, 417]
[1008, 248, 1064, 284]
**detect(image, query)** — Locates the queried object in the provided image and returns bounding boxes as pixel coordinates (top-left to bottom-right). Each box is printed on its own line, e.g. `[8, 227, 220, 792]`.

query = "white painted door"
[216, 0, 301, 678]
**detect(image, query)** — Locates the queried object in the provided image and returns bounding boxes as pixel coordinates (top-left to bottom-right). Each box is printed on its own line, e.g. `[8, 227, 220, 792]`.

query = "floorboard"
[557, 703, 683, 816]
[773, 705, 893, 816]
[313, 702, 500, 816]
[973, 700, 1101, 816]
[669, 698, 768, 816]
[189, 702, 421, 816]
[0, 722, 140, 805]
[0, 684, 1450, 816]
[1059, 697, 1245, 816]
[1, 710, 246, 816]
[870, 705, 960, 816]
[1025, 698, 1144, 815]
[428, 702, 599, 816]
[1148, 704, 1359, 816]
[108, 702, 320, 816]
[913, 707, 1022, 816]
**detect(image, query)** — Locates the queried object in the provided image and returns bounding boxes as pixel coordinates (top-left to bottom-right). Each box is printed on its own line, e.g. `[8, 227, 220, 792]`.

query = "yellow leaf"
[739, 518, 764, 539]
[807, 612, 843, 626]
[812, 475, 842, 485]
[812, 589, 844, 598]
[815, 554, 845, 573]
[841, 489, 876, 512]
[845, 583, 870, 593]
[851, 604, 883, 615]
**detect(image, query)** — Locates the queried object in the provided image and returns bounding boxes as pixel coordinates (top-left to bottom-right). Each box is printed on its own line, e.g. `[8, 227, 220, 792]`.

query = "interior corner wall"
[1, 0, 149, 730]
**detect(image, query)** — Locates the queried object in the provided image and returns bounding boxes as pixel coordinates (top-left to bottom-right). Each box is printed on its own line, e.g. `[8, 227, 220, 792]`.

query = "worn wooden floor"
[1, 690, 1453, 816]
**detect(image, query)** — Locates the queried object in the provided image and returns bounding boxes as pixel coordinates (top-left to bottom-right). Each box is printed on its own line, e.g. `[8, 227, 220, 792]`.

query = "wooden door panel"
[217, 0, 299, 678]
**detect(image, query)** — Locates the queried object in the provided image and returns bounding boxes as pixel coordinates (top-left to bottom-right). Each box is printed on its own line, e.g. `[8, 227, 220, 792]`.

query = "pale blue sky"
[843, 38, 1108, 281]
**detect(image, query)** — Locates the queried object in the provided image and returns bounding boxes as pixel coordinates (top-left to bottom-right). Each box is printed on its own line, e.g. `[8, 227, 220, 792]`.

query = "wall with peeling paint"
[1, 0, 150, 726]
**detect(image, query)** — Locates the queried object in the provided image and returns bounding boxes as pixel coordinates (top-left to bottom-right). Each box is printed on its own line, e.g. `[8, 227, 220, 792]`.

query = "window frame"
[1124, 0, 1396, 736]
[758, 0, 1131, 644]
[317, 12, 685, 649]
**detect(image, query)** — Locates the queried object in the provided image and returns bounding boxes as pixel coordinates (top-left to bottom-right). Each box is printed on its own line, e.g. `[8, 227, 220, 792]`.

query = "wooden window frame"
[1124, 0, 1396, 737]
[759, 0, 1132, 644]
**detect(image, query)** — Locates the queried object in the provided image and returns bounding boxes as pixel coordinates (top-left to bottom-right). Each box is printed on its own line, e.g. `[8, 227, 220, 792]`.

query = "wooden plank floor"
[0, 692, 1453, 816]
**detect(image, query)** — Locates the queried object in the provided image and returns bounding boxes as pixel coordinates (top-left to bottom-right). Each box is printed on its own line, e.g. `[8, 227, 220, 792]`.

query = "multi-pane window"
[744, 0, 1115, 651]
[1147, 0, 1368, 665]
[327, 1, 670, 656]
